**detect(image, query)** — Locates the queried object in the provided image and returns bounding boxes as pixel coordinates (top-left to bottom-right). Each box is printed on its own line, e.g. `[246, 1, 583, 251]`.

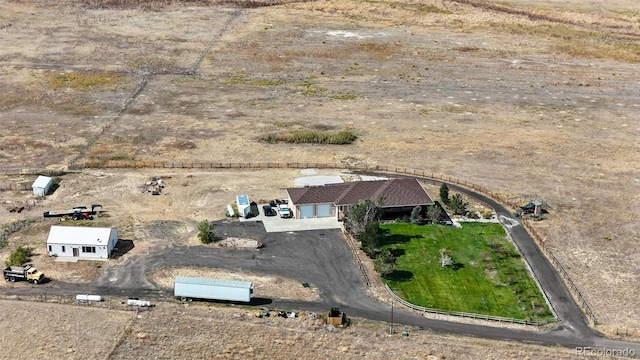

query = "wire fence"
[0, 183, 31, 191]
[386, 284, 556, 327]
[522, 221, 597, 324]
[1, 160, 597, 325]
[0, 168, 73, 176]
[0, 220, 33, 248]
[343, 233, 371, 287]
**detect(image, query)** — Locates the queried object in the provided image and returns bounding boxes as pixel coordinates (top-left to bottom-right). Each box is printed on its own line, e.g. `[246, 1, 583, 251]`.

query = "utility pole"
[389, 296, 394, 334]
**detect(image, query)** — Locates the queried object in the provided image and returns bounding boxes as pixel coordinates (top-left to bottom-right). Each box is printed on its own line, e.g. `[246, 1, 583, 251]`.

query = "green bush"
[198, 220, 216, 244]
[5, 246, 35, 267]
[467, 211, 480, 219]
[260, 129, 357, 145]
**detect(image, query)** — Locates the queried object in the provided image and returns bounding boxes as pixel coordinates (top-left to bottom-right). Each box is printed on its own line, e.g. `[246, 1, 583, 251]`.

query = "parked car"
[246, 202, 259, 219]
[278, 204, 291, 218]
[262, 205, 277, 217]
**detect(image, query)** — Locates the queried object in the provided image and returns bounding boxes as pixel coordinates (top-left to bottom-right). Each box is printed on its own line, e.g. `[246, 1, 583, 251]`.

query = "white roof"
[294, 176, 344, 187]
[47, 226, 115, 246]
[32, 175, 53, 188]
[236, 194, 249, 206]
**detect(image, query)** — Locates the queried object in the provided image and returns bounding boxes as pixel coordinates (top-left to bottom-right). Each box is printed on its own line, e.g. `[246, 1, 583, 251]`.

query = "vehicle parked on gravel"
[3, 265, 45, 284]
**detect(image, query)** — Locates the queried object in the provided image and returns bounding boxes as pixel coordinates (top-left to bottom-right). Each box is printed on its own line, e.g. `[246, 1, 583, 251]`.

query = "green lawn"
[380, 222, 552, 321]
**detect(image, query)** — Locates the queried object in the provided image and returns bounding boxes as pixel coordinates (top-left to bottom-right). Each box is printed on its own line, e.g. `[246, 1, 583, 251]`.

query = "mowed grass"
[381, 223, 552, 320]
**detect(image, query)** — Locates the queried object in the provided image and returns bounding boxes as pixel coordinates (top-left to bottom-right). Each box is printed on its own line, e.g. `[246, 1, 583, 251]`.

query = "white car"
[278, 204, 291, 218]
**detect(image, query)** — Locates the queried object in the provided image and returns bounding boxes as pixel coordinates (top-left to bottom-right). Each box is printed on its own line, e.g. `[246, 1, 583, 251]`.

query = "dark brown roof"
[287, 179, 434, 208]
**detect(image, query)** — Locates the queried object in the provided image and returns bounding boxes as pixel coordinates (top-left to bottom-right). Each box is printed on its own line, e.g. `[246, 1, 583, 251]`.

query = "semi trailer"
[174, 276, 254, 303]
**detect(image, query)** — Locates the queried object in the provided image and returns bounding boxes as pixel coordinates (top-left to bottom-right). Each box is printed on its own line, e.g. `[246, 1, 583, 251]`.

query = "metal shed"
[32, 175, 53, 197]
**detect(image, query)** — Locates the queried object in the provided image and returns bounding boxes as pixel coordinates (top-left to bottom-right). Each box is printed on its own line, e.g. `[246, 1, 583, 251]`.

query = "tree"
[410, 206, 424, 225]
[374, 249, 397, 278]
[5, 246, 34, 267]
[344, 197, 384, 238]
[439, 248, 453, 268]
[357, 221, 383, 258]
[439, 183, 450, 204]
[426, 203, 444, 224]
[198, 220, 216, 244]
[449, 193, 468, 215]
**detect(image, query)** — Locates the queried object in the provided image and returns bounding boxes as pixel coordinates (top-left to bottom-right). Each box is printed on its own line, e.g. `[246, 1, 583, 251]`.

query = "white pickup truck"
[277, 203, 291, 218]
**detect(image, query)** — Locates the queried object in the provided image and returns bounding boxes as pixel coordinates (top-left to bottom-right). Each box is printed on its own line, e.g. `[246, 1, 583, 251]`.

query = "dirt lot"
[1, 0, 639, 356]
[0, 299, 585, 360]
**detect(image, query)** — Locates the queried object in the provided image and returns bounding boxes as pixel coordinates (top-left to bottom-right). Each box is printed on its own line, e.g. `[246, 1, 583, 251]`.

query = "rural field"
[1, 0, 639, 357]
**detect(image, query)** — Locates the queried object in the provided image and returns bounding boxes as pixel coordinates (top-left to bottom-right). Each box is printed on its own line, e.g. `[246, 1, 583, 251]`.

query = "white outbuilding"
[32, 175, 53, 197]
[47, 226, 118, 260]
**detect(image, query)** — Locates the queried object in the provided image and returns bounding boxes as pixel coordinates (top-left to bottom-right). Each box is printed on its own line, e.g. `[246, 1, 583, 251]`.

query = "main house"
[286, 178, 434, 219]
[47, 225, 118, 260]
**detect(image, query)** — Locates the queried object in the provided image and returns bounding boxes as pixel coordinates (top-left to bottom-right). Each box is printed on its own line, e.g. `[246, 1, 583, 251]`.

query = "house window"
[48, 245, 52, 252]
[82, 246, 96, 253]
[62, 246, 66, 253]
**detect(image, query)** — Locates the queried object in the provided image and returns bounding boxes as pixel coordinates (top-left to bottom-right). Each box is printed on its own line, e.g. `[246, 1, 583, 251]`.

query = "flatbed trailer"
[44, 204, 102, 218]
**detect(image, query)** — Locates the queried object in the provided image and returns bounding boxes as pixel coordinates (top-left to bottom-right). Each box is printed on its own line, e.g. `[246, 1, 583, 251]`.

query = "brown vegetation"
[1, 0, 639, 356]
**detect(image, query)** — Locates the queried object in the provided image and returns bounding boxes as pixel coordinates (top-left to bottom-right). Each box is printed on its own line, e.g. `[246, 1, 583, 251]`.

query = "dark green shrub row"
[261, 130, 357, 145]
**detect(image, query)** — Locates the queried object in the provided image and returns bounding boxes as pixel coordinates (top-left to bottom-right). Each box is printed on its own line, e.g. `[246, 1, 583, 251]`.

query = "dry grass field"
[1, 0, 639, 357]
[0, 299, 586, 360]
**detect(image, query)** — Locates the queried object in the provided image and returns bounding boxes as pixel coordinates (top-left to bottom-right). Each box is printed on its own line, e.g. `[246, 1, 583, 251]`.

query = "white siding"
[32, 176, 53, 196]
[47, 226, 117, 260]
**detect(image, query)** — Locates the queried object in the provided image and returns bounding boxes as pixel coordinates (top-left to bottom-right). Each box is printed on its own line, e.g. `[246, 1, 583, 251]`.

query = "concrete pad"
[294, 175, 344, 187]
[54, 257, 108, 262]
[239, 203, 344, 233]
[263, 217, 343, 233]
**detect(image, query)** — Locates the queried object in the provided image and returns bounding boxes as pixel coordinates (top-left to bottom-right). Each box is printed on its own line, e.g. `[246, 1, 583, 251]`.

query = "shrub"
[439, 183, 449, 204]
[5, 246, 35, 267]
[449, 194, 468, 215]
[410, 206, 424, 224]
[259, 129, 357, 145]
[198, 220, 216, 244]
[466, 211, 480, 219]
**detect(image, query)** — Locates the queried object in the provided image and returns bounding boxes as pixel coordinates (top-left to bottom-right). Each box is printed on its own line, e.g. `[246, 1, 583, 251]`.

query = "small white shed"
[236, 194, 250, 217]
[32, 175, 53, 197]
[47, 226, 118, 260]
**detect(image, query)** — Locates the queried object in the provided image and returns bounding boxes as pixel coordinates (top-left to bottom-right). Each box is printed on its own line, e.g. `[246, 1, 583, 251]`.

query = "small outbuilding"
[32, 175, 53, 197]
[47, 225, 118, 260]
[236, 194, 250, 218]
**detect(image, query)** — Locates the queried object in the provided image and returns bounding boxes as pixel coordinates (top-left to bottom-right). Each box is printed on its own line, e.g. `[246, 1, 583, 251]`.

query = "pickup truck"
[3, 265, 45, 284]
[278, 203, 291, 218]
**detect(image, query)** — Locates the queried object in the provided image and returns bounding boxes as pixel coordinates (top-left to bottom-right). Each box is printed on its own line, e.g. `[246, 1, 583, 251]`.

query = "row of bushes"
[261, 130, 357, 145]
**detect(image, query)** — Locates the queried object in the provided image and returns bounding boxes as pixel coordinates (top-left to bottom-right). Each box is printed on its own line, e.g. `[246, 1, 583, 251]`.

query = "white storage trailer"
[174, 276, 254, 303]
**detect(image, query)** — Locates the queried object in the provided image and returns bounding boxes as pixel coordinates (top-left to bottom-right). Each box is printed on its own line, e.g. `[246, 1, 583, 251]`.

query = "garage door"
[299, 205, 314, 219]
[316, 204, 331, 218]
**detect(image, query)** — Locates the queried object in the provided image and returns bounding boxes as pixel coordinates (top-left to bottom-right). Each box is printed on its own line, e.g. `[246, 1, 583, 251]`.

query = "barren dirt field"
[0, 299, 585, 360]
[1, 0, 639, 357]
